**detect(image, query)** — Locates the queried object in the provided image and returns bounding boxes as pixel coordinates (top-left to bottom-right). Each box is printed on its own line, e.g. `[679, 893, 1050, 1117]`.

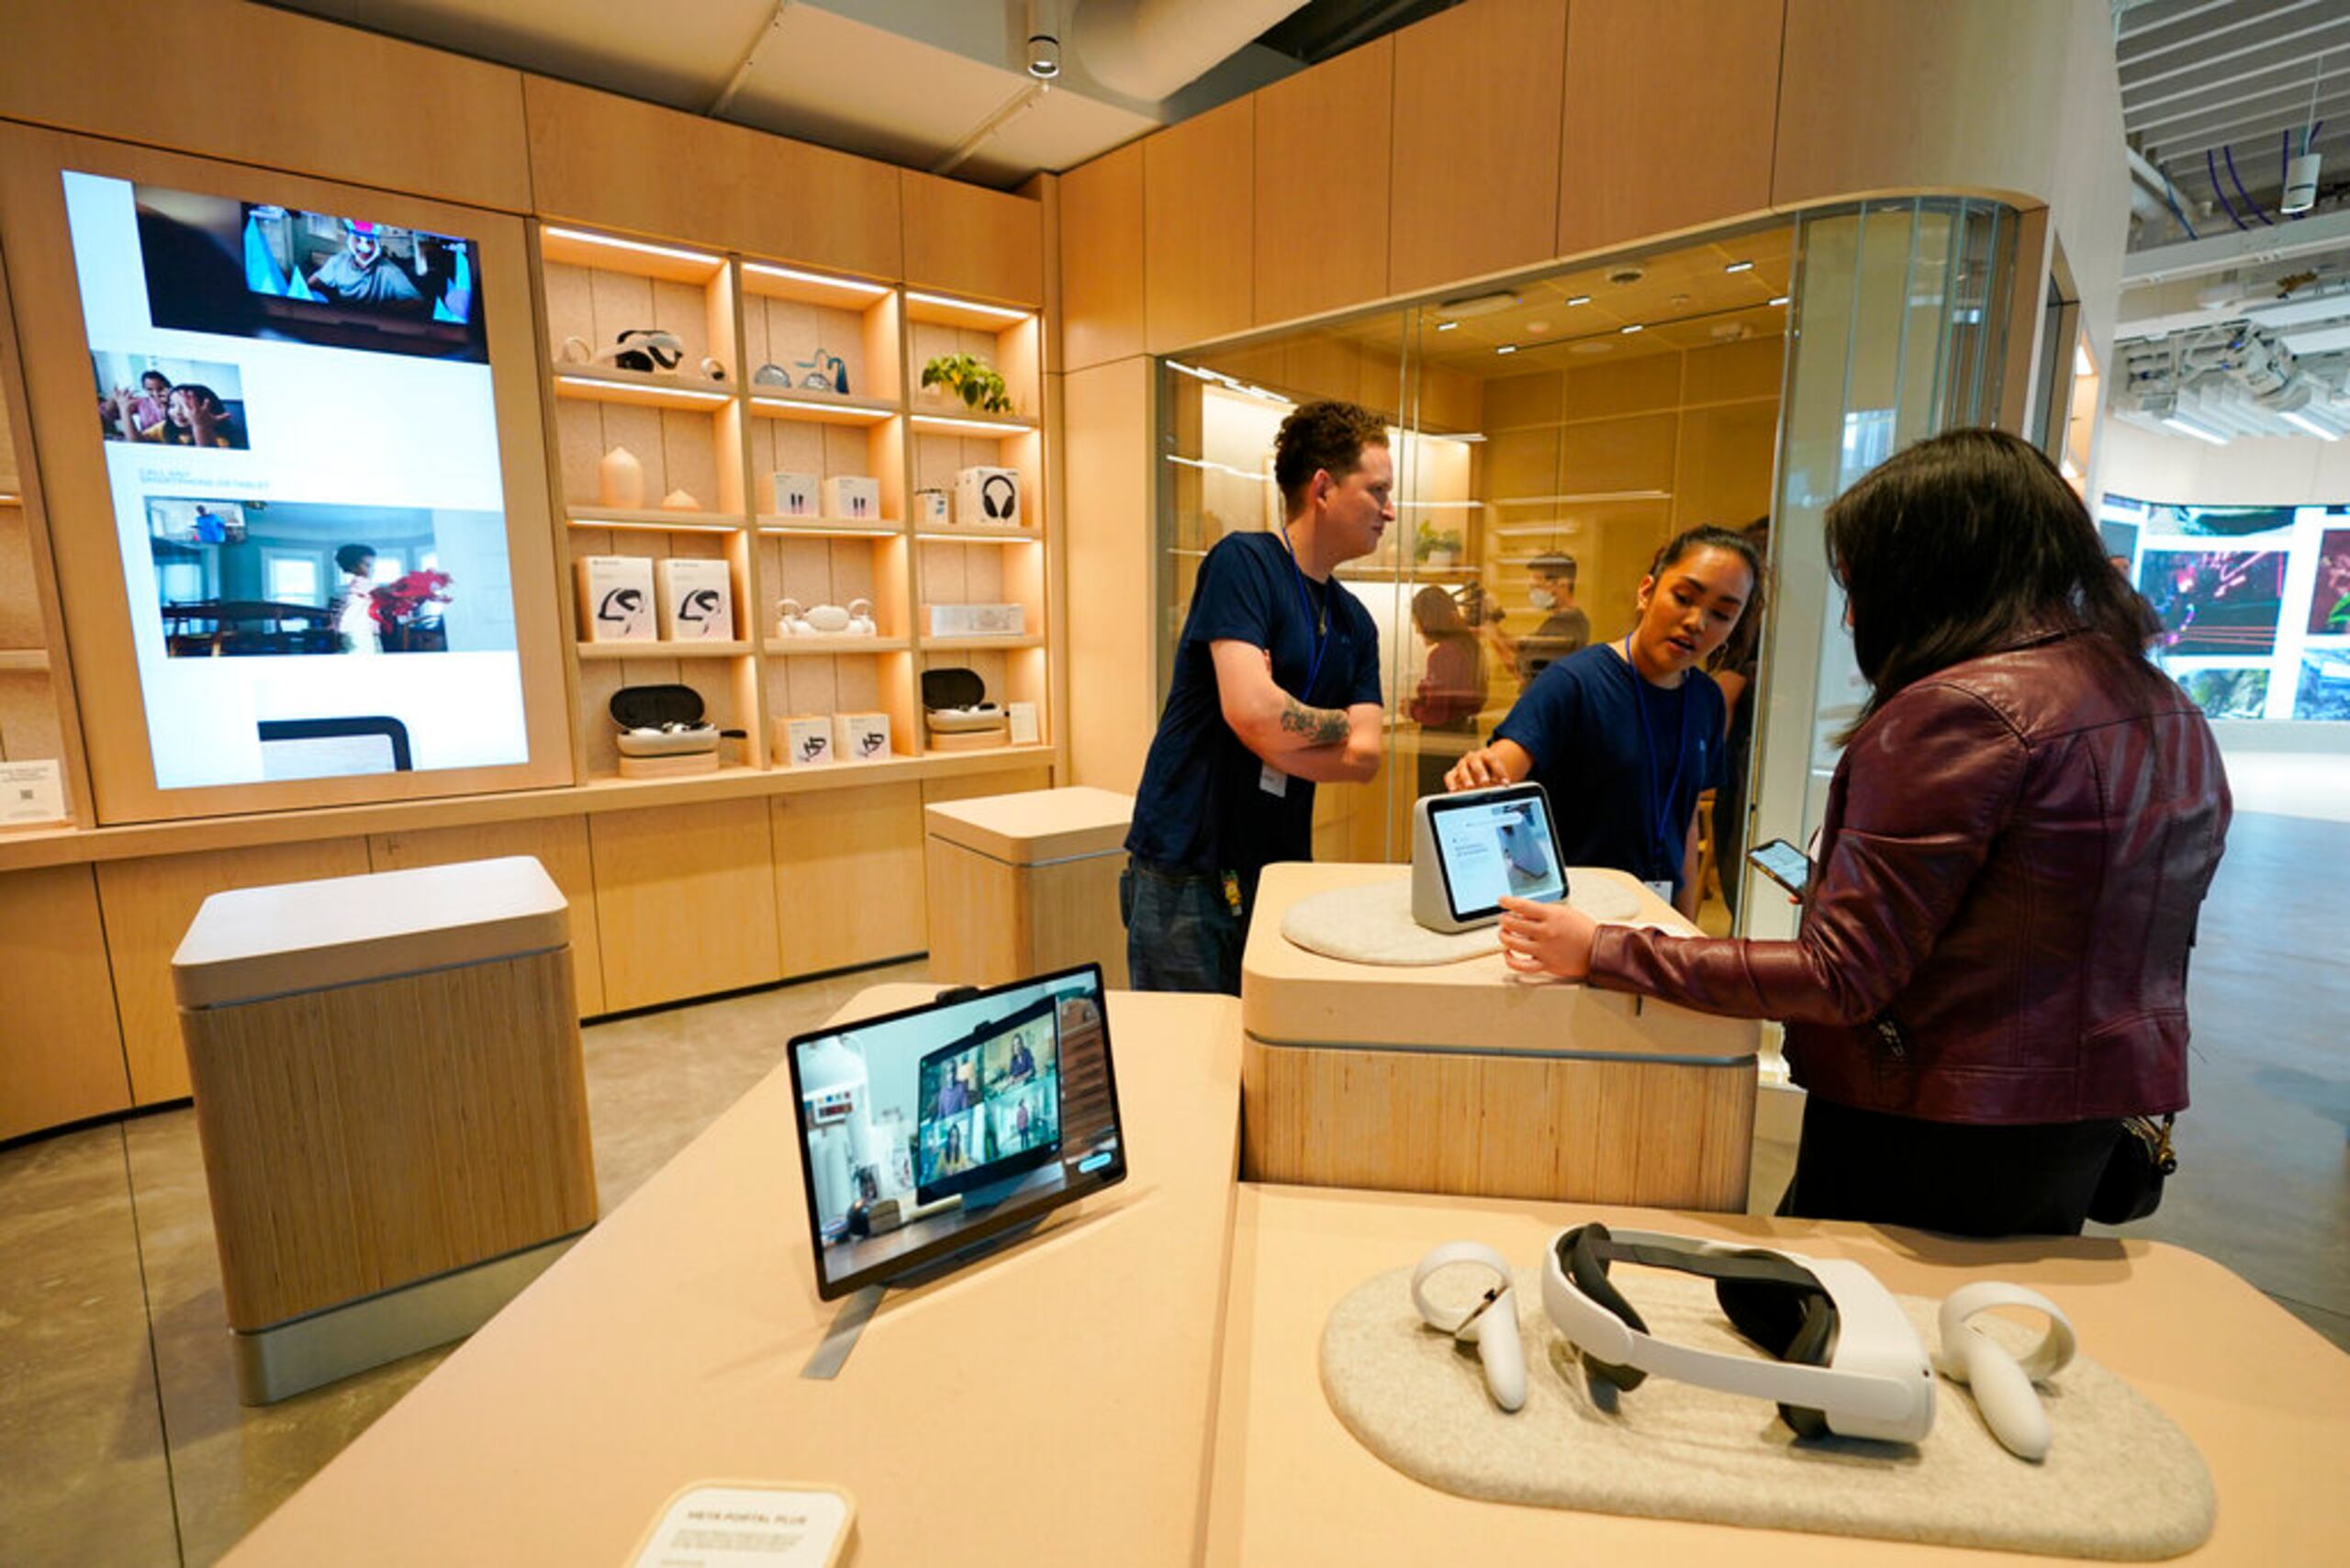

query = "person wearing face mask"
[1446, 526, 1758, 921]
[1485, 552, 1589, 686]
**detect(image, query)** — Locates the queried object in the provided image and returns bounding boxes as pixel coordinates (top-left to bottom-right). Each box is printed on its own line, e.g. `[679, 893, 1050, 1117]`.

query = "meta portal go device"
[1412, 781, 1570, 933]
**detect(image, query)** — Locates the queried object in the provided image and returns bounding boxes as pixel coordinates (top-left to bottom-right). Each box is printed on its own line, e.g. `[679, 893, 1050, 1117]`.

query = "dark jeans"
[1781, 1095, 2122, 1238]
[1120, 858, 1248, 995]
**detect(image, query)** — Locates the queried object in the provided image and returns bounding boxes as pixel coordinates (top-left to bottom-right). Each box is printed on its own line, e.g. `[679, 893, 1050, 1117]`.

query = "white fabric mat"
[1322, 1264, 2214, 1560]
[1280, 872, 1643, 967]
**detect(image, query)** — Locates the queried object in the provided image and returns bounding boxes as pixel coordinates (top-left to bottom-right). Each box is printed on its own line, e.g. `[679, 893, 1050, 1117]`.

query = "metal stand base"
[231, 1231, 584, 1405]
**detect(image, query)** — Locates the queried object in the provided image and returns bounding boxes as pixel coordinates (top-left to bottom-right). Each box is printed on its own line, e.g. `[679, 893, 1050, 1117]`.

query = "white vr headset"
[1540, 1222, 1937, 1443]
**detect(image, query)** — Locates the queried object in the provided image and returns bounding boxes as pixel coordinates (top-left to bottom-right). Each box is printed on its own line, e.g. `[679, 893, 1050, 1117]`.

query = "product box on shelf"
[772, 471, 821, 518]
[821, 476, 881, 521]
[576, 555, 656, 642]
[914, 487, 950, 527]
[924, 602, 1025, 638]
[832, 711, 891, 763]
[955, 466, 1022, 529]
[773, 714, 835, 767]
[654, 558, 734, 641]
[1007, 700, 1040, 745]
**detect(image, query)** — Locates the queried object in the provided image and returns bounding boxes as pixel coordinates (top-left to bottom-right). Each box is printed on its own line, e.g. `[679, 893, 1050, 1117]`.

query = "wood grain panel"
[901, 172, 1044, 306]
[1673, 400, 1780, 532]
[1062, 360, 1156, 790]
[921, 836, 1022, 988]
[0, 670, 63, 765]
[1772, 0, 2071, 210]
[921, 767, 1052, 807]
[1240, 1036, 1753, 1210]
[0, 0, 532, 212]
[1681, 336, 1788, 406]
[1025, 856, 1130, 989]
[181, 948, 594, 1328]
[1145, 97, 1254, 353]
[769, 783, 926, 979]
[1253, 38, 1393, 327]
[1562, 353, 1682, 421]
[525, 77, 902, 278]
[367, 817, 606, 1017]
[95, 839, 372, 1105]
[588, 798, 780, 1012]
[0, 864, 129, 1140]
[1389, 0, 1566, 296]
[1561, 411, 1678, 494]
[1558, 0, 1781, 257]
[0, 511, 41, 647]
[1058, 144, 1145, 372]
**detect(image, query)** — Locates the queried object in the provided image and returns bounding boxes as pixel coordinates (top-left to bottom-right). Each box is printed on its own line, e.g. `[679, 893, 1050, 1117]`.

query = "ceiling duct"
[1071, 0, 1309, 101]
[2111, 319, 2350, 443]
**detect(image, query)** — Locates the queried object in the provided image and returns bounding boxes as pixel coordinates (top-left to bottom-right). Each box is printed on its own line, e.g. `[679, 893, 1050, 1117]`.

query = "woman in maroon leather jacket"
[1494, 429, 2231, 1236]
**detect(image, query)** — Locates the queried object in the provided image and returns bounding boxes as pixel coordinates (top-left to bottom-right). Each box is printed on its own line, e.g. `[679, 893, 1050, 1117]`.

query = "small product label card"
[630, 1483, 854, 1567]
[0, 760, 66, 826]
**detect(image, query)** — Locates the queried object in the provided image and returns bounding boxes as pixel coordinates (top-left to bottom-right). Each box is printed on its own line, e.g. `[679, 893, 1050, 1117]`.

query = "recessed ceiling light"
[1725, 260, 1754, 274]
[1435, 290, 1520, 320]
[1620, 323, 1644, 335]
[1435, 320, 1459, 331]
[1769, 295, 1791, 308]
[1495, 344, 1518, 355]
[1565, 295, 1592, 307]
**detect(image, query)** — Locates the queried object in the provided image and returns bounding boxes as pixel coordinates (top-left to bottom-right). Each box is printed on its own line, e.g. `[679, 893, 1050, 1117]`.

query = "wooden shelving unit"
[538, 226, 1054, 778]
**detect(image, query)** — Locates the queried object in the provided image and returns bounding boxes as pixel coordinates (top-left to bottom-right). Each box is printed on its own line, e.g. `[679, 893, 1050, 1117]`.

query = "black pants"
[1782, 1096, 2122, 1238]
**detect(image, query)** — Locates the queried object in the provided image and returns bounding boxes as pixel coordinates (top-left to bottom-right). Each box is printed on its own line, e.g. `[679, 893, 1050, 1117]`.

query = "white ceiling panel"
[953, 86, 1158, 185]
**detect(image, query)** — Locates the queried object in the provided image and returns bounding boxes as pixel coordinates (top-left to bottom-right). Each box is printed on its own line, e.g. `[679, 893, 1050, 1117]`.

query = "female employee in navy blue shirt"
[1444, 526, 1758, 919]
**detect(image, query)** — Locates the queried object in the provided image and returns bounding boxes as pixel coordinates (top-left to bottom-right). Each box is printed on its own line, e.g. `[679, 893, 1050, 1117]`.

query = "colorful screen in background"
[2101, 495, 2350, 723]
[62, 170, 526, 788]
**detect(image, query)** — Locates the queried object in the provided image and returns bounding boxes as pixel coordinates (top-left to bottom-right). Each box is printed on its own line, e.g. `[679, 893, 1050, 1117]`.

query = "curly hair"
[1272, 399, 1388, 517]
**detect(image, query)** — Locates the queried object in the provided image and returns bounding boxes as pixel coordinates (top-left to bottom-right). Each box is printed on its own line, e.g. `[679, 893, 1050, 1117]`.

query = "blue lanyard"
[1281, 529, 1331, 701]
[1624, 635, 1689, 871]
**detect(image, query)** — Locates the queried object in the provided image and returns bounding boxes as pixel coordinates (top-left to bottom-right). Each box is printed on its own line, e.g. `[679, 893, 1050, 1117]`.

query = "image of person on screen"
[1007, 1034, 1035, 1081]
[155, 383, 244, 449]
[327, 544, 380, 655]
[1446, 526, 1756, 921]
[308, 218, 425, 308]
[936, 1060, 973, 1116]
[100, 370, 174, 442]
[1122, 400, 1391, 994]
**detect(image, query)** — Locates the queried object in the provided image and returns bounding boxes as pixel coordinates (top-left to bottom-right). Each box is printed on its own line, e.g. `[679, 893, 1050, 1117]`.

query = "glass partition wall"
[1154, 199, 2019, 936]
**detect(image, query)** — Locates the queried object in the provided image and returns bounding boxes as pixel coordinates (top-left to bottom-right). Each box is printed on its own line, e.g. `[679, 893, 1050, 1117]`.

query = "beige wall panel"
[0, 670, 63, 764]
[1558, 0, 1780, 257]
[922, 767, 1054, 807]
[1483, 370, 1563, 430]
[588, 799, 780, 1014]
[769, 785, 927, 979]
[1681, 337, 1787, 406]
[1772, 0, 2072, 210]
[1145, 97, 1255, 353]
[1673, 401, 1780, 532]
[525, 78, 901, 277]
[367, 818, 606, 1017]
[95, 839, 372, 1105]
[1561, 412, 1677, 494]
[901, 172, 1043, 306]
[1389, 0, 1566, 297]
[1418, 365, 1483, 434]
[1063, 361, 1158, 792]
[1253, 39, 1393, 327]
[1562, 354, 1682, 421]
[0, 513, 41, 647]
[2045, 0, 2132, 376]
[0, 0, 532, 212]
[1059, 145, 1146, 372]
[920, 837, 1023, 987]
[0, 864, 129, 1141]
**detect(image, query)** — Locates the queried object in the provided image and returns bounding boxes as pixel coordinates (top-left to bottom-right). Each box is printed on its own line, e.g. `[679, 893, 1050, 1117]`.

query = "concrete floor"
[2, 813, 2344, 1564]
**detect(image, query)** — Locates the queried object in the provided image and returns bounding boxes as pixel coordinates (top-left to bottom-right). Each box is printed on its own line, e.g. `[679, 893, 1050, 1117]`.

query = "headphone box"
[955, 465, 1021, 529]
[654, 557, 733, 641]
[771, 470, 821, 517]
[576, 555, 655, 642]
[833, 711, 891, 762]
[924, 601, 1025, 638]
[772, 713, 834, 767]
[821, 475, 881, 521]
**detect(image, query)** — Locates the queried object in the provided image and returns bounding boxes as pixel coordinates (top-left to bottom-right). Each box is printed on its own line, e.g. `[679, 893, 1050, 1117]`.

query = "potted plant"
[1414, 521, 1460, 570]
[919, 353, 1013, 414]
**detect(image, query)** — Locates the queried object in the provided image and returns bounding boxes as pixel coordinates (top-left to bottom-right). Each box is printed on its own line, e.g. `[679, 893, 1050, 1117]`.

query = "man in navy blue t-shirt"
[1445, 528, 1757, 920]
[1123, 401, 1393, 992]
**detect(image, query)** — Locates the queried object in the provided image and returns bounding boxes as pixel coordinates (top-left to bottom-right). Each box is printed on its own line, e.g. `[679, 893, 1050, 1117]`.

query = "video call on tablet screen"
[1428, 785, 1568, 921]
[787, 965, 1125, 1300]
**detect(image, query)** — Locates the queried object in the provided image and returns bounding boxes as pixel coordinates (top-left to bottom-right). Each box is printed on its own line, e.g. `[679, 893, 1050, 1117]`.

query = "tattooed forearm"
[1278, 697, 1350, 745]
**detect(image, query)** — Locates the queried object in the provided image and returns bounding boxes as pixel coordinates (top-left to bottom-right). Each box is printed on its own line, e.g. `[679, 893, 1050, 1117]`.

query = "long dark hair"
[1825, 428, 2157, 734]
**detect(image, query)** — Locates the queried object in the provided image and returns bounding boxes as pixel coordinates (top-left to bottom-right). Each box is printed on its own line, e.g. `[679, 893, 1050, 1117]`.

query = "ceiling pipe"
[1070, 0, 1308, 102]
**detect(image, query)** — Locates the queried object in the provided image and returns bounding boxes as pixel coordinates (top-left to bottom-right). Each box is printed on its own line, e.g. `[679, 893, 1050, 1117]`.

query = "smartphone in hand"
[1747, 837, 1812, 900]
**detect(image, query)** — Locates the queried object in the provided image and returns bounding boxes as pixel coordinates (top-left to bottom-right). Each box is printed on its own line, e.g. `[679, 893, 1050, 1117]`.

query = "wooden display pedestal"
[173, 857, 599, 1404]
[1240, 863, 1758, 1210]
[922, 785, 1134, 988]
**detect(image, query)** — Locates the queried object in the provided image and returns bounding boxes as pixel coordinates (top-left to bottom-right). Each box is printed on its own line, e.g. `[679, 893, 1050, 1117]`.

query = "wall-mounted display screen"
[62, 170, 527, 789]
[2102, 494, 2350, 723]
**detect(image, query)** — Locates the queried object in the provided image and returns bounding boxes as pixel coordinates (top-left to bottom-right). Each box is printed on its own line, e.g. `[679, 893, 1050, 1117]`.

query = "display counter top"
[218, 989, 2346, 1566]
[1241, 861, 1754, 1060]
